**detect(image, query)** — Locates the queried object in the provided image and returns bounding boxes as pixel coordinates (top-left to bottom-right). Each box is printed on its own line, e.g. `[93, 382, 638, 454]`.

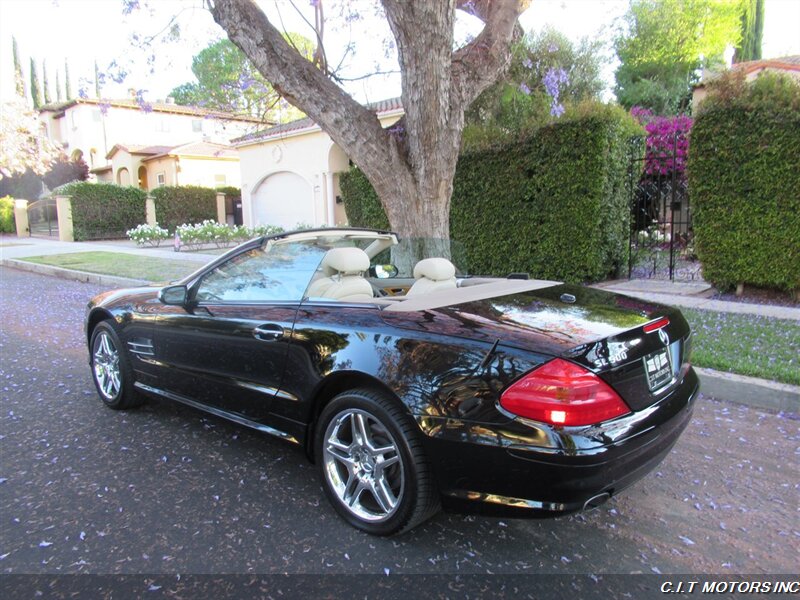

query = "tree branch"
[209, 0, 399, 175]
[451, 0, 530, 108]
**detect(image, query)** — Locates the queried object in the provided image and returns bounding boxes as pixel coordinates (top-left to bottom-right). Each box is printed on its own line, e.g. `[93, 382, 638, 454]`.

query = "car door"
[153, 240, 328, 422]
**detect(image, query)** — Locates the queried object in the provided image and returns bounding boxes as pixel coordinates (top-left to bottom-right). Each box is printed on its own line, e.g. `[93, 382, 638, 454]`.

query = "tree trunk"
[210, 0, 528, 240]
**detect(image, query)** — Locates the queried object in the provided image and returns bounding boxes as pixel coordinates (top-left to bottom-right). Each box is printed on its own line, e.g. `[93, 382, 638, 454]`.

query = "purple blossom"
[542, 67, 569, 118]
[519, 82, 531, 95]
[134, 89, 153, 113]
[522, 57, 533, 69]
[548, 43, 559, 53]
[78, 87, 88, 99]
[98, 100, 111, 116]
[642, 115, 693, 177]
[122, 0, 140, 16]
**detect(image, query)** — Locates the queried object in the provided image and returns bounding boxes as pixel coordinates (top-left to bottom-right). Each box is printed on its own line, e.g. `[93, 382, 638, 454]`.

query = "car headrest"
[413, 258, 456, 281]
[321, 247, 370, 275]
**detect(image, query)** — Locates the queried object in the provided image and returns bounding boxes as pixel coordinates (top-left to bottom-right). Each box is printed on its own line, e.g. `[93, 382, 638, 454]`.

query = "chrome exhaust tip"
[583, 492, 611, 511]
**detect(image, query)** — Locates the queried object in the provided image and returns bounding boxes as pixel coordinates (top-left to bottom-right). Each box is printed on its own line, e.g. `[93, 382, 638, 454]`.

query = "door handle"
[253, 324, 284, 341]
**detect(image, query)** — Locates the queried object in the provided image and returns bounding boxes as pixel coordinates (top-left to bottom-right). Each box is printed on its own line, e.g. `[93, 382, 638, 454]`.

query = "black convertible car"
[86, 228, 698, 535]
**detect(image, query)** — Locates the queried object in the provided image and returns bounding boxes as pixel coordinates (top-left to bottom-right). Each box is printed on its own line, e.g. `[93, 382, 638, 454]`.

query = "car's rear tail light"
[499, 358, 631, 426]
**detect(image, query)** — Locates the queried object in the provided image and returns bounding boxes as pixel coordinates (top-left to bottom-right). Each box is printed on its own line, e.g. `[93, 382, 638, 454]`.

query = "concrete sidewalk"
[593, 279, 800, 321]
[0, 235, 217, 264]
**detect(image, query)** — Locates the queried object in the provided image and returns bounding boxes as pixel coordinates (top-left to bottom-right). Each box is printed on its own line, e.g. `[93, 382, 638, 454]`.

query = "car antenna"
[478, 339, 500, 372]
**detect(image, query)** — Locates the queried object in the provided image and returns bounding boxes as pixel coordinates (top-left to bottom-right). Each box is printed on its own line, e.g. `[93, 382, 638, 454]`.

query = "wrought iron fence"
[627, 135, 698, 281]
[26, 198, 59, 237]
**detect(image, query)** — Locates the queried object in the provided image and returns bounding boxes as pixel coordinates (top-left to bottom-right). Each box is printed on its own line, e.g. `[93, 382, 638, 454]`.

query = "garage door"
[252, 171, 314, 229]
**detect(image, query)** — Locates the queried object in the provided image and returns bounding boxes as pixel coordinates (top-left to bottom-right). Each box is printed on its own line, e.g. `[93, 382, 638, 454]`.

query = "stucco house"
[99, 141, 241, 191]
[692, 55, 800, 110]
[232, 98, 403, 230]
[38, 97, 262, 172]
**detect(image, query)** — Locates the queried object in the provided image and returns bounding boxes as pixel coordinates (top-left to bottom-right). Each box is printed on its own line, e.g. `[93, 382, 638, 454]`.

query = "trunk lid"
[380, 283, 692, 412]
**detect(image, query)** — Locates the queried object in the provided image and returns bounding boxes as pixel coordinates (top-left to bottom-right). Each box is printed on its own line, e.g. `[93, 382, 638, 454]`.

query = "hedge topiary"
[151, 185, 217, 231]
[688, 73, 800, 293]
[341, 108, 634, 282]
[57, 182, 147, 241]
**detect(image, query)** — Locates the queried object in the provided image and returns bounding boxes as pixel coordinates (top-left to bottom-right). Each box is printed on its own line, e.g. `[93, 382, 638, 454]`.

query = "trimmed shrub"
[688, 73, 800, 292]
[151, 185, 217, 231]
[127, 223, 170, 246]
[58, 182, 147, 241]
[0, 196, 15, 233]
[341, 107, 635, 282]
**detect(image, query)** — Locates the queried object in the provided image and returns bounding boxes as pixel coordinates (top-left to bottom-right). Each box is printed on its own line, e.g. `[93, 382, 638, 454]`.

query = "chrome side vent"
[128, 338, 155, 358]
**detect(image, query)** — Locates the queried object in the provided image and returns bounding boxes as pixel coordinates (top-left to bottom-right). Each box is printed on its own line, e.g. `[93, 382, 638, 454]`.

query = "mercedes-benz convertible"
[85, 228, 698, 535]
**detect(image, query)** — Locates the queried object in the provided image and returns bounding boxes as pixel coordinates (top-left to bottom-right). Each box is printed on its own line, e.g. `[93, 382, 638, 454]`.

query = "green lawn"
[681, 308, 800, 386]
[22, 252, 202, 283]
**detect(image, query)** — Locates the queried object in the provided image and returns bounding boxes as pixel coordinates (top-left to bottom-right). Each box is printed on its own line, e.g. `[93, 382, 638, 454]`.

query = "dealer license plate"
[644, 348, 673, 391]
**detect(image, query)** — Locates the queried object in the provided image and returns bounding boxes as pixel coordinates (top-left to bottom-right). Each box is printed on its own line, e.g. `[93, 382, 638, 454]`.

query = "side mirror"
[158, 284, 188, 306]
[369, 264, 399, 279]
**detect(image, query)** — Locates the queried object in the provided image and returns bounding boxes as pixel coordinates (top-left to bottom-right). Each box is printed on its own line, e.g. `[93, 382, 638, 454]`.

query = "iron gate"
[627, 134, 697, 281]
[26, 198, 59, 237]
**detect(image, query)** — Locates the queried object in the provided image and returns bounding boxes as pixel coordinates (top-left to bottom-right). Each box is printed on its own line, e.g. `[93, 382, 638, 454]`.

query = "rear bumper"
[420, 367, 699, 518]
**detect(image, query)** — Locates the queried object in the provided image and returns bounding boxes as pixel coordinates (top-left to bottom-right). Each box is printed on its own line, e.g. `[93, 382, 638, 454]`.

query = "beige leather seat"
[406, 258, 457, 296]
[306, 247, 374, 301]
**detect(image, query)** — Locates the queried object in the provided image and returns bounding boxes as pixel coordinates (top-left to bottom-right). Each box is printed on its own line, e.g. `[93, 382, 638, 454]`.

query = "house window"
[157, 173, 166, 187]
[214, 174, 227, 186]
[192, 119, 203, 133]
[155, 118, 170, 132]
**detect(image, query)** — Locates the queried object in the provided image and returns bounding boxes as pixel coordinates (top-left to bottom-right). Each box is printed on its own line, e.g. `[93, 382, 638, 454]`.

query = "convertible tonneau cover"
[381, 279, 561, 312]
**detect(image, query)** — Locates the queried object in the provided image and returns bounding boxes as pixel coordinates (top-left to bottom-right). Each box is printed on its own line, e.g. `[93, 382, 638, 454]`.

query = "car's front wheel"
[316, 389, 440, 535]
[89, 321, 143, 410]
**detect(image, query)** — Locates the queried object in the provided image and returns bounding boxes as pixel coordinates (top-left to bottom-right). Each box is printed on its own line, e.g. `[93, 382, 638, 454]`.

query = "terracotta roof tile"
[233, 96, 403, 145]
[39, 97, 265, 123]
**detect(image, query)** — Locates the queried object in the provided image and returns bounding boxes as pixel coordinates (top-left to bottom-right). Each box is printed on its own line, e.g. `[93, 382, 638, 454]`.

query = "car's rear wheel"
[90, 321, 143, 410]
[316, 389, 440, 535]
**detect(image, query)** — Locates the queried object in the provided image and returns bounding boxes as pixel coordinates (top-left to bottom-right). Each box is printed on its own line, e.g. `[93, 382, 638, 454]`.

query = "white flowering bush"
[127, 223, 170, 247]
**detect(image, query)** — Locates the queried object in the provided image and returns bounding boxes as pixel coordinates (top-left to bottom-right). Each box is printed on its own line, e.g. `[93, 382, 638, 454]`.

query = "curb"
[3, 257, 797, 415]
[696, 367, 799, 413]
[1, 258, 150, 289]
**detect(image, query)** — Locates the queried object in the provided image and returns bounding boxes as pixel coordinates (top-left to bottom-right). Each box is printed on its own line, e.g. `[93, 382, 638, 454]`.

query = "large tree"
[170, 37, 310, 122]
[614, 0, 741, 114]
[208, 0, 530, 241]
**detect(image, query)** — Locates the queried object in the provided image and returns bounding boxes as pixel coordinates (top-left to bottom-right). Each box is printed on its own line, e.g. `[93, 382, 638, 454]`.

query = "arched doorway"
[117, 168, 130, 186]
[252, 171, 314, 229]
[137, 166, 148, 190]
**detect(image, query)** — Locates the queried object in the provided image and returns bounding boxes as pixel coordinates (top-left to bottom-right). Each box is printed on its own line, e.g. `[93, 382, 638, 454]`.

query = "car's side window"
[195, 242, 327, 303]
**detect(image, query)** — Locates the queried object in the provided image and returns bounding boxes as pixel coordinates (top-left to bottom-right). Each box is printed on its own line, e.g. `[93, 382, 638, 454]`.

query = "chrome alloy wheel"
[322, 408, 405, 522]
[93, 331, 121, 401]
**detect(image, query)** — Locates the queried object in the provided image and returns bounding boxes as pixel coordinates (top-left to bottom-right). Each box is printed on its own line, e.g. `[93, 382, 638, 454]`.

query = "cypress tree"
[56, 70, 63, 102]
[65, 59, 72, 99]
[12, 37, 25, 98]
[42, 60, 51, 104]
[30, 58, 42, 109]
[734, 0, 764, 63]
[94, 60, 101, 98]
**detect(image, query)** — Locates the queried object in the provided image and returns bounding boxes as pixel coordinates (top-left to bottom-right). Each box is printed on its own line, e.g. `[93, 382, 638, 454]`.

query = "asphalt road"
[1, 266, 797, 577]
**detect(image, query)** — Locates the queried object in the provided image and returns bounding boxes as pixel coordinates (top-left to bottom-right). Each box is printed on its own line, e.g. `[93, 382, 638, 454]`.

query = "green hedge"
[688, 73, 800, 292]
[58, 182, 147, 241]
[151, 185, 217, 231]
[341, 109, 633, 282]
[0, 196, 14, 233]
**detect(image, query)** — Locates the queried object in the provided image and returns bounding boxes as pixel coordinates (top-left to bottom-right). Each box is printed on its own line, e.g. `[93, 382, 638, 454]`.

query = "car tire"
[89, 321, 143, 410]
[315, 388, 440, 536]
